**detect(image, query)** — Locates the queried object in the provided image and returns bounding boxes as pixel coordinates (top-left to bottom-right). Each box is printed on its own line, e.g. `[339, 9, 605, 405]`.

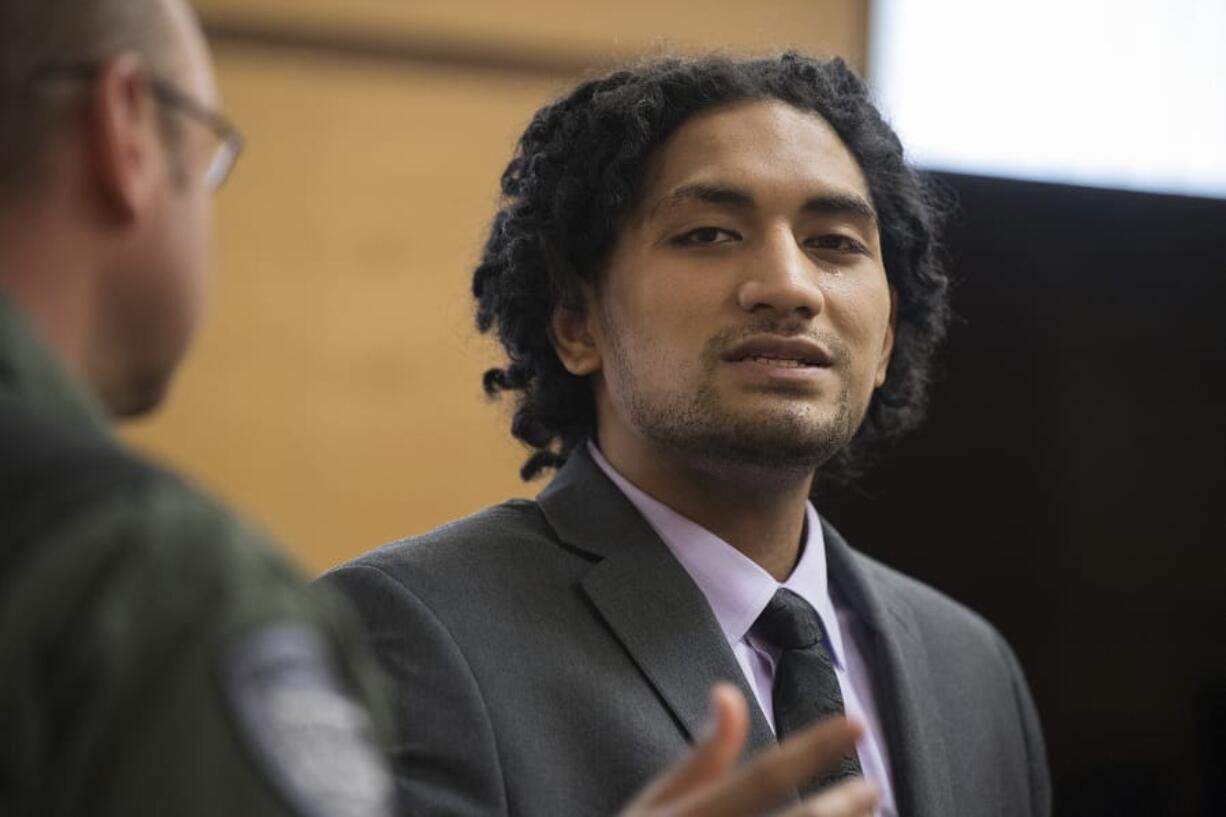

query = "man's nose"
[735, 229, 825, 319]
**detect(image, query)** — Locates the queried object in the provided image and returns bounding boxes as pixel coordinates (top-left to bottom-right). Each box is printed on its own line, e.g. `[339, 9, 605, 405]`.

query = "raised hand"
[619, 684, 878, 817]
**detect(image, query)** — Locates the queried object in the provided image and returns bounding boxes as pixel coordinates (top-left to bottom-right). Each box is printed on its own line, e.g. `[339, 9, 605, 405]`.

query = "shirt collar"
[587, 441, 847, 670]
[0, 291, 113, 439]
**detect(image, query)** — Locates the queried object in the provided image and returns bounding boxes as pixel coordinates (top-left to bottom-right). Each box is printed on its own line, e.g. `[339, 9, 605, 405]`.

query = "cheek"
[599, 244, 734, 379]
[156, 189, 213, 345]
[618, 291, 715, 369]
[600, 303, 707, 401]
[191, 195, 215, 298]
[826, 275, 894, 369]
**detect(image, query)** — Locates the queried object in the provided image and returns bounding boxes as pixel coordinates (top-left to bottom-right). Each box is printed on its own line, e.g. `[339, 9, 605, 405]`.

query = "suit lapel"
[822, 520, 956, 817]
[538, 447, 777, 757]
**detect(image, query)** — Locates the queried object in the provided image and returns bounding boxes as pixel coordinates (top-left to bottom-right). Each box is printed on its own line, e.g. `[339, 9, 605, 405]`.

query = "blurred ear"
[875, 286, 897, 388]
[86, 55, 166, 222]
[549, 293, 603, 376]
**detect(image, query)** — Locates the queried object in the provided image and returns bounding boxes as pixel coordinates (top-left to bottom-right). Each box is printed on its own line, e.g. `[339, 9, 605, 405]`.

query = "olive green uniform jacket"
[0, 294, 397, 817]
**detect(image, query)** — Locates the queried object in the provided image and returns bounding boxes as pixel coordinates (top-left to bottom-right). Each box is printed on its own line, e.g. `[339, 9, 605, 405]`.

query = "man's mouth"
[740, 355, 817, 368]
[721, 336, 835, 368]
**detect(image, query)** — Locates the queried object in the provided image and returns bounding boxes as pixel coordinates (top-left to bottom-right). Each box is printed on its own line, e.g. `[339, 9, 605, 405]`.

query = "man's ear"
[549, 293, 602, 376]
[875, 286, 897, 388]
[86, 55, 165, 222]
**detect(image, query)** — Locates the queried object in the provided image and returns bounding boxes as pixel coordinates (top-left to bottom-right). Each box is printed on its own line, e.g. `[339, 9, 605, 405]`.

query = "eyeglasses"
[27, 61, 245, 191]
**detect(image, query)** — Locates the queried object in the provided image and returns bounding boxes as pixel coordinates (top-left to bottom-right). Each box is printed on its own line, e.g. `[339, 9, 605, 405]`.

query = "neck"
[0, 208, 105, 399]
[597, 429, 815, 582]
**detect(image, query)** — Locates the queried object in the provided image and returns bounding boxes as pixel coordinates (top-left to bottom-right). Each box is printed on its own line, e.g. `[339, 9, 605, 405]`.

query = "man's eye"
[673, 227, 740, 245]
[807, 234, 868, 254]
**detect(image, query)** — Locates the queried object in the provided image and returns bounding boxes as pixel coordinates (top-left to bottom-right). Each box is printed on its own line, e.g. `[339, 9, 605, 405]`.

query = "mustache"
[702, 318, 852, 367]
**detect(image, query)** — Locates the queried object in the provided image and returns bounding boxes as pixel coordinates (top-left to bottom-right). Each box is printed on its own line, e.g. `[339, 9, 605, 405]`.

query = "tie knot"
[753, 588, 825, 650]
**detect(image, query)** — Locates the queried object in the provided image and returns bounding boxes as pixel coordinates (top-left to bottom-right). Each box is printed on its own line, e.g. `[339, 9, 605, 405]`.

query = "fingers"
[619, 690, 874, 817]
[625, 683, 749, 809]
[779, 779, 878, 817]
[667, 716, 864, 817]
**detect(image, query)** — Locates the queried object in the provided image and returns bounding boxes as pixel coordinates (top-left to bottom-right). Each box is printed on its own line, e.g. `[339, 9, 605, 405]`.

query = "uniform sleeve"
[11, 479, 398, 817]
[319, 562, 509, 817]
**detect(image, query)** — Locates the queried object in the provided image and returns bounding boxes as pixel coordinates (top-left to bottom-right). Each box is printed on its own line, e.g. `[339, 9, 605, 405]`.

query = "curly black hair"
[473, 52, 951, 487]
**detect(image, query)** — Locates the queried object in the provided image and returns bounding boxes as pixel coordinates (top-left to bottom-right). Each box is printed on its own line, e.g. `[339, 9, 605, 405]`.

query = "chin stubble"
[606, 318, 860, 471]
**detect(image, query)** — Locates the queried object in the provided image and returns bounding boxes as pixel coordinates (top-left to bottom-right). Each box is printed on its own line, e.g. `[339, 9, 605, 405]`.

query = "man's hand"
[620, 684, 878, 817]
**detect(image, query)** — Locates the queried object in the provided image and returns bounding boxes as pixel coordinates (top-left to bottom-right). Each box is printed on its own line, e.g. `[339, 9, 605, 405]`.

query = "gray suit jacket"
[321, 447, 1051, 817]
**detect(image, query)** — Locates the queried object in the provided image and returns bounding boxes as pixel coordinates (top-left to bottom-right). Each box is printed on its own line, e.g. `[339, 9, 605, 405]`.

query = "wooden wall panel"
[124, 5, 866, 575]
[192, 0, 868, 72]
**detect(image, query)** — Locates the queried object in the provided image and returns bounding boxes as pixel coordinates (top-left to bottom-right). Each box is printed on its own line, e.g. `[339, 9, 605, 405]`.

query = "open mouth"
[721, 336, 834, 369]
[738, 355, 819, 368]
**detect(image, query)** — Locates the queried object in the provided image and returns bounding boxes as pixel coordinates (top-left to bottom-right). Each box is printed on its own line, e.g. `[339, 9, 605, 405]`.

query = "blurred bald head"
[0, 0, 220, 418]
[0, 0, 197, 201]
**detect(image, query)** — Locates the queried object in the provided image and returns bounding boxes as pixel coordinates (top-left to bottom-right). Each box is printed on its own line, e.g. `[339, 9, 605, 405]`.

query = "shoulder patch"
[220, 621, 396, 817]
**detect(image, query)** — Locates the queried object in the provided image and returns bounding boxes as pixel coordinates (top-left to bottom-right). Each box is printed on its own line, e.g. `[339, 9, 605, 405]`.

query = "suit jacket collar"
[539, 449, 955, 814]
[822, 520, 956, 817]
[537, 446, 779, 758]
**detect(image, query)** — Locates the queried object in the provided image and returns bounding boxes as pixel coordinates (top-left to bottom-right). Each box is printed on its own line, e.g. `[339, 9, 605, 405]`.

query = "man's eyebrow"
[801, 193, 878, 225]
[650, 183, 878, 225]
[650, 184, 755, 218]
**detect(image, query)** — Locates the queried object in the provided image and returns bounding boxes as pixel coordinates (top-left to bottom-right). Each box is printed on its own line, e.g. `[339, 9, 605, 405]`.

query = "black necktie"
[752, 587, 862, 792]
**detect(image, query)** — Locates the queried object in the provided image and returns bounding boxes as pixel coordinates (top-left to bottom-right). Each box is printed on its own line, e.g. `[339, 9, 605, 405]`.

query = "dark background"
[824, 172, 1226, 817]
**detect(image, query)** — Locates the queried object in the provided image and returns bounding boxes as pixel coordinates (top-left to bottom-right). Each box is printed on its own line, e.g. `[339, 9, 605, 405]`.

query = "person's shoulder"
[833, 531, 1051, 811]
[4, 418, 272, 561]
[10, 443, 308, 632]
[0, 443, 398, 816]
[108, 462, 290, 577]
[837, 539, 1018, 667]
[859, 549, 993, 626]
[319, 498, 578, 621]
[333, 498, 557, 577]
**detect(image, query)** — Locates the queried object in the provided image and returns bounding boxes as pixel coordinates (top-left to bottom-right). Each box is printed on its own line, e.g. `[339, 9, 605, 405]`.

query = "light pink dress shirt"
[589, 442, 897, 817]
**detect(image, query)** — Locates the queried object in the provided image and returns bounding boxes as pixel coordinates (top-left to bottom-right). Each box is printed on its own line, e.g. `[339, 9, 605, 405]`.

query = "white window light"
[869, 0, 1226, 199]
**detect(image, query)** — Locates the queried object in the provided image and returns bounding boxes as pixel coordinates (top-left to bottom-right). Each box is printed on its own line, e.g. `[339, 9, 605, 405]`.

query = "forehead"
[638, 98, 871, 213]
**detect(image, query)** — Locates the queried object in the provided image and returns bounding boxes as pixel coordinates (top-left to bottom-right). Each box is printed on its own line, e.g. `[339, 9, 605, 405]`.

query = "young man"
[0, 5, 874, 815]
[325, 54, 1052, 817]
